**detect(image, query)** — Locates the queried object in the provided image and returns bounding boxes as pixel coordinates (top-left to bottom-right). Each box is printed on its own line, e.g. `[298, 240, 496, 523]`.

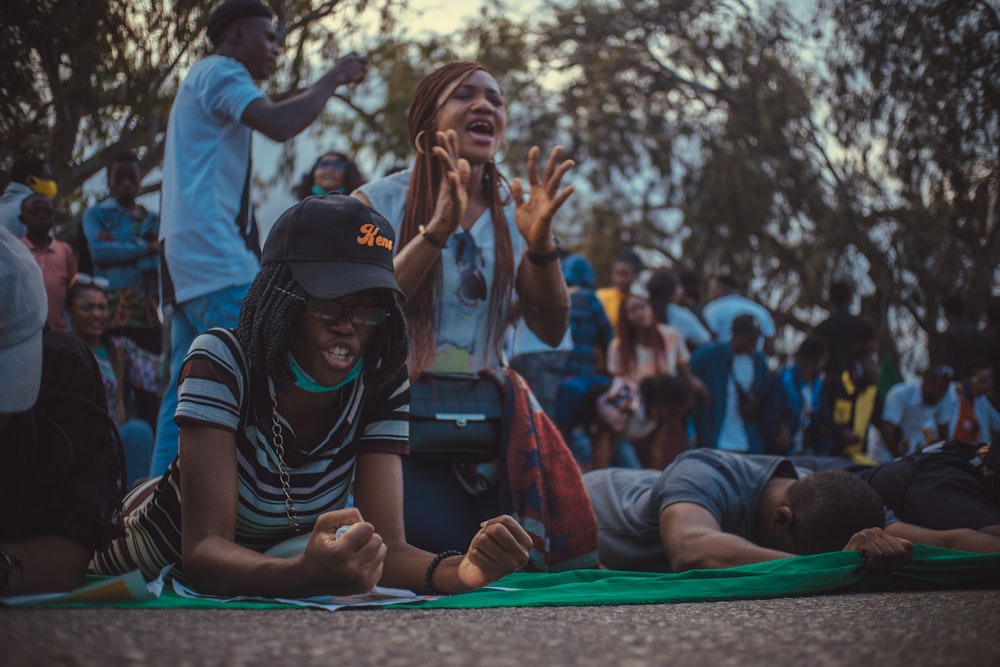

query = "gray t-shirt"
[584, 450, 798, 571]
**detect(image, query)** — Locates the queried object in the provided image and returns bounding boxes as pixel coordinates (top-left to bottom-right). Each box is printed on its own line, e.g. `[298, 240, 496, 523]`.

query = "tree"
[817, 0, 1000, 366]
[0, 0, 399, 214]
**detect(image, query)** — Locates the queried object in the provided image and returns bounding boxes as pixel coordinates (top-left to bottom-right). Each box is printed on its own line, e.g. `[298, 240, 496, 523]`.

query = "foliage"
[0, 0, 394, 214]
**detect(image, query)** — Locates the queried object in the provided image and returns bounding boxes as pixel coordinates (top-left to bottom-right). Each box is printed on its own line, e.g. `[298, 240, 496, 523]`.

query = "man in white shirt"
[703, 273, 776, 356]
[150, 0, 369, 475]
[876, 365, 954, 461]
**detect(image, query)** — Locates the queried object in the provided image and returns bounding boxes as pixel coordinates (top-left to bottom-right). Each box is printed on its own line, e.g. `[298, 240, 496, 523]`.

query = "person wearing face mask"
[293, 151, 366, 199]
[0, 156, 58, 238]
[19, 194, 76, 331]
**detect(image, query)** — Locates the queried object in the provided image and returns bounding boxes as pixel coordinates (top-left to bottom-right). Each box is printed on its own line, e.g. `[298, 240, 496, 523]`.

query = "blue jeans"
[149, 284, 250, 476]
[119, 418, 153, 488]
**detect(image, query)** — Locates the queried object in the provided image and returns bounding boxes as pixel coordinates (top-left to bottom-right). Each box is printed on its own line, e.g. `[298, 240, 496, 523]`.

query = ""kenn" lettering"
[357, 223, 393, 250]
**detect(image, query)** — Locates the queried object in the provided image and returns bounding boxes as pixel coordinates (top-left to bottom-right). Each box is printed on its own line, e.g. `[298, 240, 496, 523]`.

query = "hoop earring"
[414, 131, 426, 155]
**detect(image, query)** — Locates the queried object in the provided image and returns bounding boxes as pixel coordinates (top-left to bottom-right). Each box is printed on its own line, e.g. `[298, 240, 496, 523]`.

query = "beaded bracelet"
[424, 549, 463, 595]
[418, 225, 447, 248]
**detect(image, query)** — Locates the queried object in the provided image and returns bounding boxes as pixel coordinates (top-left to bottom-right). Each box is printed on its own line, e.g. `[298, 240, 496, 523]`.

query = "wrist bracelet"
[418, 225, 447, 249]
[526, 236, 562, 266]
[424, 549, 463, 595]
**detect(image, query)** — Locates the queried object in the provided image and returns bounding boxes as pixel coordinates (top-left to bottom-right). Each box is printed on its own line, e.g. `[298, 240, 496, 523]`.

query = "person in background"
[603, 293, 702, 469]
[811, 279, 876, 381]
[66, 276, 164, 488]
[702, 273, 777, 356]
[689, 314, 770, 454]
[82, 151, 161, 351]
[0, 156, 56, 237]
[20, 194, 76, 331]
[984, 297, 1000, 406]
[596, 250, 642, 329]
[812, 344, 881, 465]
[0, 228, 126, 596]
[946, 360, 1000, 445]
[507, 315, 573, 421]
[151, 0, 369, 476]
[875, 365, 954, 462]
[646, 268, 712, 353]
[293, 151, 366, 199]
[760, 336, 827, 456]
[939, 294, 986, 374]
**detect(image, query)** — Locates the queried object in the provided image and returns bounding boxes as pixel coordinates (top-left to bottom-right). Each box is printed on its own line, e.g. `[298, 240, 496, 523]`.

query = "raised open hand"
[511, 146, 575, 249]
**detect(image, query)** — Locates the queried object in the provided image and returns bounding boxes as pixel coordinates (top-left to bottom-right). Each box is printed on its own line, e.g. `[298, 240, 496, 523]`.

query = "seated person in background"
[761, 335, 827, 456]
[689, 314, 770, 454]
[600, 294, 704, 470]
[19, 194, 76, 331]
[0, 228, 126, 596]
[66, 275, 165, 488]
[811, 343, 881, 465]
[585, 448, 1000, 574]
[875, 364, 954, 462]
[947, 360, 1000, 444]
[92, 196, 531, 597]
[81, 151, 161, 352]
[853, 440, 1000, 552]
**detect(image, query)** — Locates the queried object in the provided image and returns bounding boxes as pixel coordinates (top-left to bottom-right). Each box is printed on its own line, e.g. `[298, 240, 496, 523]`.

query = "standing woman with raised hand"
[354, 61, 599, 570]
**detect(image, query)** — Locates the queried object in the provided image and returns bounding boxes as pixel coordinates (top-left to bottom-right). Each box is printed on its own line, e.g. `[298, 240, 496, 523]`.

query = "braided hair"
[402, 61, 516, 378]
[236, 262, 409, 395]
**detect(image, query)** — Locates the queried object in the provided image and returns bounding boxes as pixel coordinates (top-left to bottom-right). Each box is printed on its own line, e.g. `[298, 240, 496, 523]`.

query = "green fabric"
[22, 546, 1000, 610]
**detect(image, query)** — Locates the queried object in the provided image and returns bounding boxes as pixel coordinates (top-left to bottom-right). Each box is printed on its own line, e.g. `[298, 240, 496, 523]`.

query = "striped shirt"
[91, 328, 409, 581]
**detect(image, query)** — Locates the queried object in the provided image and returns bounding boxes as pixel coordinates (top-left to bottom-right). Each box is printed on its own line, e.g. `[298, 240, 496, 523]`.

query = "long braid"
[237, 263, 304, 390]
[403, 61, 516, 378]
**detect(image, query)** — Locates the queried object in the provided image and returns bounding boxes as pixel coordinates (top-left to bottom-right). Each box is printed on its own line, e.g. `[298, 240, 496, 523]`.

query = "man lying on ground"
[584, 448, 998, 573]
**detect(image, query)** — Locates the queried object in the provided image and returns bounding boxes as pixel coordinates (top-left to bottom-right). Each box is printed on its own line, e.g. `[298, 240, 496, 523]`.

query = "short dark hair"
[797, 336, 828, 364]
[714, 273, 739, 292]
[828, 280, 853, 308]
[10, 157, 47, 184]
[787, 470, 885, 555]
[638, 373, 690, 409]
[678, 268, 702, 301]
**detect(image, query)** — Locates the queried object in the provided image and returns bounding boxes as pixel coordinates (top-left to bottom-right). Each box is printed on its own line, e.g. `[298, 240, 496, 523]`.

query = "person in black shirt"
[0, 227, 126, 596]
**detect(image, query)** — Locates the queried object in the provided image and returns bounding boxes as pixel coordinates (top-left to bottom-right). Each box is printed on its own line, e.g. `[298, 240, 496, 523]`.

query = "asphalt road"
[3, 589, 998, 666]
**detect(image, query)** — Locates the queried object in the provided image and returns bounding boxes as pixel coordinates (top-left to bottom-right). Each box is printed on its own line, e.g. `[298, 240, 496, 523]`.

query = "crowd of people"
[2, 0, 999, 600]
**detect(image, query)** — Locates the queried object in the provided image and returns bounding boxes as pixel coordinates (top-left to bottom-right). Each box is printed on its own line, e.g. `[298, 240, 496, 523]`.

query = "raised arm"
[513, 146, 574, 346]
[241, 54, 367, 143]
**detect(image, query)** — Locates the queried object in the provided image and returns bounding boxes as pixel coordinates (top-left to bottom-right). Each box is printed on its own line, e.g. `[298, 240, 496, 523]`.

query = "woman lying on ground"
[92, 196, 532, 597]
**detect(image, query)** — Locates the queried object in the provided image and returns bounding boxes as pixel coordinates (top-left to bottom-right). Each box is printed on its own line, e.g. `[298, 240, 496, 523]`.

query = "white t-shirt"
[717, 354, 754, 452]
[666, 303, 713, 348]
[160, 56, 264, 304]
[703, 294, 776, 346]
[359, 170, 526, 373]
[877, 379, 953, 458]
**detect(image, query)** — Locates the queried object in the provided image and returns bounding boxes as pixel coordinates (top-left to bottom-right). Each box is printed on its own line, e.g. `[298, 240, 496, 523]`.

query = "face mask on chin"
[26, 176, 57, 199]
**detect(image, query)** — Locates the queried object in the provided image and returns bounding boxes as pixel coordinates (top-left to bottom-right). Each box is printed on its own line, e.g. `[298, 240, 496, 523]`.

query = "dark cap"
[207, 0, 273, 46]
[731, 313, 761, 340]
[261, 195, 403, 302]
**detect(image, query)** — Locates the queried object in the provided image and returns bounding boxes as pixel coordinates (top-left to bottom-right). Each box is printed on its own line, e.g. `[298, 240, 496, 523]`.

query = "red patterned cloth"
[492, 368, 601, 571]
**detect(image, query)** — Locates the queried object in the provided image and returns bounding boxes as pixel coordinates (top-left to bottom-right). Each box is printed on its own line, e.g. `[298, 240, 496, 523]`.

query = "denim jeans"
[119, 418, 153, 488]
[149, 284, 250, 476]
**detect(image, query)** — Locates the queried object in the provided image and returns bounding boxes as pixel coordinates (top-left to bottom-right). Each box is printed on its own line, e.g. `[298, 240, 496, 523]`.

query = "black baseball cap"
[261, 195, 403, 301]
[732, 313, 762, 340]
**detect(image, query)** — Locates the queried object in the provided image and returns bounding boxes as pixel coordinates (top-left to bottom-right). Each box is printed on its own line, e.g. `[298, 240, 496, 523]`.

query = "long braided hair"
[236, 263, 408, 395]
[402, 61, 516, 378]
